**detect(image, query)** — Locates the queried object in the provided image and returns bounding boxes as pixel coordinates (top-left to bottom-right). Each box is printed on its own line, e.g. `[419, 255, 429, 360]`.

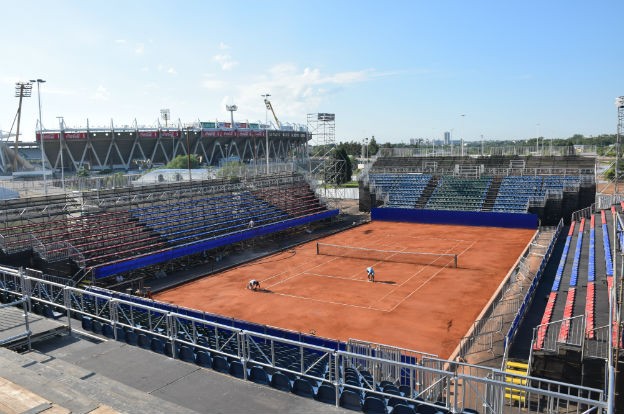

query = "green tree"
[166, 155, 200, 169]
[333, 147, 352, 184]
[368, 136, 379, 156]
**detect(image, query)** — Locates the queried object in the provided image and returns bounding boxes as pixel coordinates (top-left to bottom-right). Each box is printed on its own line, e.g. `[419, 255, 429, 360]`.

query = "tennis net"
[316, 243, 457, 268]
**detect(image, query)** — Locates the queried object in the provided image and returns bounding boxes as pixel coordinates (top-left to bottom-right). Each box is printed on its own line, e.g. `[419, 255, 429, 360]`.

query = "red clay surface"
[155, 221, 535, 359]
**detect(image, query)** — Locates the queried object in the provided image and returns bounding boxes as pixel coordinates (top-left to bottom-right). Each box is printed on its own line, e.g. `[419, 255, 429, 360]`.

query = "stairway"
[504, 360, 529, 407]
[415, 176, 439, 208]
[481, 176, 502, 211]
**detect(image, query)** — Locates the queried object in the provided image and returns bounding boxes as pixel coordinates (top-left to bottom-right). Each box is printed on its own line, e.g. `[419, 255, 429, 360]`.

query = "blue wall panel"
[371, 208, 537, 229]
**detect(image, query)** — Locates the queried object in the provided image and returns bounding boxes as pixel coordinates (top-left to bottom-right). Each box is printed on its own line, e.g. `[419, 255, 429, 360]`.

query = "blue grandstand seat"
[339, 389, 363, 411]
[417, 405, 441, 414]
[388, 396, 411, 408]
[115, 326, 126, 342]
[102, 323, 115, 339]
[315, 383, 337, 405]
[212, 355, 230, 374]
[461, 409, 480, 414]
[179, 345, 196, 363]
[228, 360, 246, 379]
[125, 331, 138, 346]
[399, 385, 413, 397]
[137, 333, 151, 349]
[248, 366, 270, 385]
[270, 371, 292, 392]
[195, 350, 212, 368]
[363, 396, 388, 414]
[392, 404, 418, 414]
[81, 316, 93, 331]
[150, 337, 166, 354]
[291, 378, 315, 399]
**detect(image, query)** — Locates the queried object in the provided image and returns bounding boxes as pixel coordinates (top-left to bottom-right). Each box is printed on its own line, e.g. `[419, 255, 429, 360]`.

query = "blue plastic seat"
[363, 396, 388, 414]
[137, 333, 151, 349]
[150, 337, 166, 354]
[125, 331, 138, 346]
[212, 355, 230, 374]
[228, 360, 245, 379]
[195, 350, 212, 368]
[339, 389, 363, 411]
[393, 404, 417, 414]
[291, 378, 315, 398]
[270, 371, 292, 392]
[248, 366, 269, 385]
[315, 383, 336, 405]
[179, 345, 196, 363]
[102, 323, 115, 339]
[81, 316, 93, 331]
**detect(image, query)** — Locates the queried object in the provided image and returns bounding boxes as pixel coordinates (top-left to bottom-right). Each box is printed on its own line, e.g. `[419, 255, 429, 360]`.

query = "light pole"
[226, 104, 237, 128]
[616, 97, 624, 194]
[262, 93, 270, 174]
[56, 116, 65, 190]
[13, 82, 32, 173]
[30, 79, 47, 195]
[460, 114, 466, 157]
[536, 123, 540, 155]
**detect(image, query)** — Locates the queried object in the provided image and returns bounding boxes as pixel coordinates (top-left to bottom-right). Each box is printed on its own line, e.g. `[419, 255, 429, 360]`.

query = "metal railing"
[0, 269, 611, 413]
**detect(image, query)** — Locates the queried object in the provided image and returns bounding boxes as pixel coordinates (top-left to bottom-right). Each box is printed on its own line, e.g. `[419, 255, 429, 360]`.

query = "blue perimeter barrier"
[371, 208, 538, 229]
[503, 221, 563, 352]
[93, 209, 339, 279]
[88, 286, 344, 351]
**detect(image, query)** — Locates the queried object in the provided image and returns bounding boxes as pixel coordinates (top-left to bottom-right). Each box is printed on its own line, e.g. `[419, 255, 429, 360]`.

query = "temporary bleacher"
[557, 217, 584, 342]
[532, 205, 616, 360]
[492, 175, 581, 213]
[534, 221, 576, 350]
[368, 173, 432, 208]
[0, 173, 334, 281]
[425, 176, 492, 211]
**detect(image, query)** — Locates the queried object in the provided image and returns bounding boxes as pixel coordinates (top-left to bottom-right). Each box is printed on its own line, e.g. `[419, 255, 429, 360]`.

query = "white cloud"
[92, 85, 110, 101]
[219, 42, 230, 50]
[135, 43, 145, 55]
[213, 54, 238, 71]
[201, 79, 226, 90]
[228, 64, 380, 123]
[115, 39, 126, 44]
[167, 67, 177, 75]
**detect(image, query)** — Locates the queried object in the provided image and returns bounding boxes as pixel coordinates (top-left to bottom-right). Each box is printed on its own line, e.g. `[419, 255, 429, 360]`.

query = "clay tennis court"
[155, 220, 535, 359]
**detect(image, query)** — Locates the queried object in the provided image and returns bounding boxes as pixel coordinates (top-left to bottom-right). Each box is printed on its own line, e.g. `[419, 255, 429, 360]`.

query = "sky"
[0, 0, 623, 144]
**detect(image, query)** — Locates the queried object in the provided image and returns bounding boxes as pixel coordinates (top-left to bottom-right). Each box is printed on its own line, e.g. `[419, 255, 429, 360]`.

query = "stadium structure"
[0, 110, 623, 412]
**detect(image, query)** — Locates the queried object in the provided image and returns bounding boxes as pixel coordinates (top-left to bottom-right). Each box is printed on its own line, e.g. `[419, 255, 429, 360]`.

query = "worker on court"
[247, 279, 261, 291]
[366, 266, 375, 282]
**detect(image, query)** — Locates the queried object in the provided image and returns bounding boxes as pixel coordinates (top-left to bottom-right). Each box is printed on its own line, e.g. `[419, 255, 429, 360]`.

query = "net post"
[316, 242, 319, 255]
[454, 255, 458, 268]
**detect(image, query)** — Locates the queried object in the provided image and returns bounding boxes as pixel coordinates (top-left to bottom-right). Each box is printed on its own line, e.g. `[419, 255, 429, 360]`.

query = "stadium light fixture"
[30, 79, 47, 195]
[160, 109, 170, 128]
[226, 104, 237, 128]
[13, 82, 32, 173]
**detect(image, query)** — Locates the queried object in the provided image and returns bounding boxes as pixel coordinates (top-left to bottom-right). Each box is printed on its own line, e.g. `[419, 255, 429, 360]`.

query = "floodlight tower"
[261, 94, 270, 173]
[226, 104, 237, 128]
[160, 109, 170, 128]
[616, 96, 624, 194]
[14, 82, 32, 173]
